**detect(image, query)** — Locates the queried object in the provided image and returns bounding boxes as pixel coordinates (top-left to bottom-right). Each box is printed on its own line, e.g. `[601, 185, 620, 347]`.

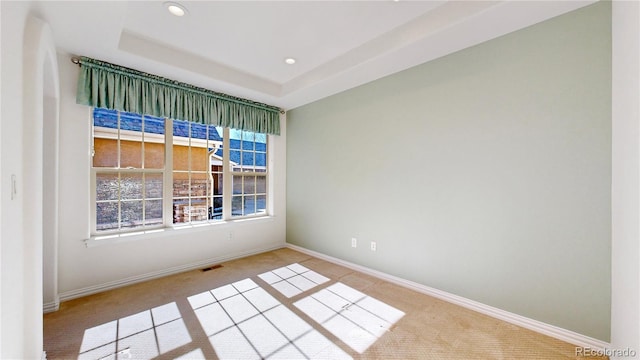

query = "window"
[171, 119, 223, 224]
[92, 110, 166, 232]
[230, 130, 267, 217]
[91, 108, 269, 235]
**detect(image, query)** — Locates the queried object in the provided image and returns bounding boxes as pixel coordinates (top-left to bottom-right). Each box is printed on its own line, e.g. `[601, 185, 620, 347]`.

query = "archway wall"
[0, 1, 60, 357]
[22, 13, 60, 359]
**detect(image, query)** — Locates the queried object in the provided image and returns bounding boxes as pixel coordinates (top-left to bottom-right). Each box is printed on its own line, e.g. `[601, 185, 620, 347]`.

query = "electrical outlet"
[351, 238, 357, 248]
[370, 241, 377, 251]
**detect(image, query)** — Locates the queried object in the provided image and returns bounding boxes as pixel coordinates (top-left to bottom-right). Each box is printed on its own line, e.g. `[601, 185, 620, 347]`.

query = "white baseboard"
[43, 299, 59, 313]
[286, 243, 610, 351]
[58, 244, 284, 302]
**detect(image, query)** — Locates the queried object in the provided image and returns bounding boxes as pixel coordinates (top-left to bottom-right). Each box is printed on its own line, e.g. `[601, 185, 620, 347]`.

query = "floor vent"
[202, 264, 223, 272]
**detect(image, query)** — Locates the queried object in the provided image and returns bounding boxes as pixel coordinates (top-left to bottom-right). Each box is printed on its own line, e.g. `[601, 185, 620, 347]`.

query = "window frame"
[90, 109, 270, 236]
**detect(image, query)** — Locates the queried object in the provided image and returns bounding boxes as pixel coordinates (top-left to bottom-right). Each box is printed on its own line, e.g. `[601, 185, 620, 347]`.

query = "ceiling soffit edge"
[118, 30, 282, 97]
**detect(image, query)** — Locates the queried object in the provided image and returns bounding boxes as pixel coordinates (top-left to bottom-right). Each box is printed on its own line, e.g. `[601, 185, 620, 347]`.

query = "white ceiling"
[32, 0, 595, 110]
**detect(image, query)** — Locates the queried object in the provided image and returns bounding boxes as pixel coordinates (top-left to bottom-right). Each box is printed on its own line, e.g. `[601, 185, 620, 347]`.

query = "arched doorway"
[22, 15, 60, 358]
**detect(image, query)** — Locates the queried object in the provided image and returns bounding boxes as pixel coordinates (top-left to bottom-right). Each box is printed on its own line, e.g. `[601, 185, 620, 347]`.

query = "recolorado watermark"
[575, 347, 637, 358]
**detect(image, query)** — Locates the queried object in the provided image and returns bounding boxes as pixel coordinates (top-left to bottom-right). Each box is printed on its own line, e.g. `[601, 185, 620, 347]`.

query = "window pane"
[173, 119, 190, 170]
[119, 113, 143, 168]
[120, 111, 143, 132]
[190, 147, 208, 172]
[96, 202, 118, 231]
[256, 176, 266, 194]
[242, 152, 255, 168]
[93, 108, 118, 168]
[173, 119, 190, 138]
[230, 150, 241, 170]
[244, 195, 257, 216]
[121, 140, 142, 169]
[120, 173, 143, 200]
[191, 172, 209, 197]
[257, 195, 266, 214]
[211, 196, 223, 219]
[232, 195, 243, 216]
[254, 133, 267, 143]
[232, 176, 242, 194]
[143, 115, 165, 134]
[173, 171, 189, 197]
[96, 173, 119, 201]
[189, 198, 209, 222]
[229, 129, 266, 172]
[173, 199, 189, 224]
[212, 172, 223, 195]
[145, 199, 163, 226]
[93, 108, 118, 128]
[93, 138, 118, 168]
[211, 156, 223, 171]
[143, 116, 165, 169]
[190, 123, 207, 141]
[173, 144, 189, 171]
[243, 176, 255, 194]
[144, 142, 164, 169]
[242, 131, 255, 149]
[121, 200, 143, 229]
[255, 153, 266, 172]
[145, 173, 163, 199]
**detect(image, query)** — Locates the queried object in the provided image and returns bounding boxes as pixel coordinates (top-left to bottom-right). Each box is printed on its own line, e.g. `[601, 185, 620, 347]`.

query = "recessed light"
[165, 2, 187, 17]
[284, 58, 296, 65]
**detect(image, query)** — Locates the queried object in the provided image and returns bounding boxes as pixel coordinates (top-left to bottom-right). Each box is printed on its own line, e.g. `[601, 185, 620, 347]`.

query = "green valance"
[75, 56, 281, 135]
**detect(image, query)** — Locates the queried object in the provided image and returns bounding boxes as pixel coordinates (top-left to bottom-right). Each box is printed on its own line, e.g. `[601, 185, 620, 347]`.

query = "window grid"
[91, 109, 267, 235]
[231, 130, 267, 218]
[92, 111, 165, 232]
[95, 170, 165, 231]
[172, 120, 221, 225]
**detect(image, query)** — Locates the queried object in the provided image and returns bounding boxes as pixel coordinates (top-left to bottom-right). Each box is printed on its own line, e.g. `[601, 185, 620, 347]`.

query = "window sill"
[84, 216, 276, 248]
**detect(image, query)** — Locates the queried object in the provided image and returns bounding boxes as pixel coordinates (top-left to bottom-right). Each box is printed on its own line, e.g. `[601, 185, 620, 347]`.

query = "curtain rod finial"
[71, 57, 81, 66]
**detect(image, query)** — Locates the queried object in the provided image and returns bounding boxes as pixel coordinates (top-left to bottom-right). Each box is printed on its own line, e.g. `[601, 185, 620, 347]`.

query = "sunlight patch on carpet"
[188, 277, 351, 359]
[258, 263, 330, 298]
[294, 282, 405, 354]
[78, 302, 191, 360]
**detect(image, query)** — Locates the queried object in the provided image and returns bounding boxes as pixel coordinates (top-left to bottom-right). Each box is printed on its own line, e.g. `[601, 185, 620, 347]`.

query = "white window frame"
[90, 110, 270, 236]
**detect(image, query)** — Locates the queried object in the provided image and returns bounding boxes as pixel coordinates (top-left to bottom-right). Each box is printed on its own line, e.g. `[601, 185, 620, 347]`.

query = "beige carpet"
[44, 248, 607, 359]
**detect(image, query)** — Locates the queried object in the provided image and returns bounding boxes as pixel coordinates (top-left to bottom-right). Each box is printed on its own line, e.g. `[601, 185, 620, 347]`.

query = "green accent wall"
[287, 2, 611, 341]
